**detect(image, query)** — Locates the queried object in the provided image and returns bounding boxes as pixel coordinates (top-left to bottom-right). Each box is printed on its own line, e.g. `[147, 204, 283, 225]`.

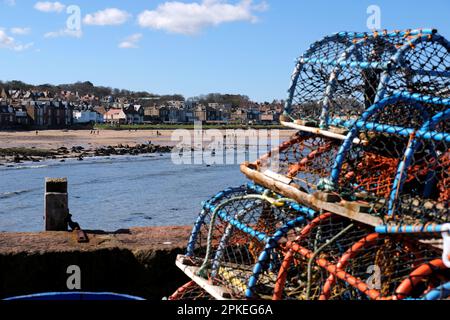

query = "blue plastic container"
[4, 292, 145, 301]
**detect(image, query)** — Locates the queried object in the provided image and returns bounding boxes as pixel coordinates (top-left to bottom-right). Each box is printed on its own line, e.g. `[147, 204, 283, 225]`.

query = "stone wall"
[0, 226, 191, 299]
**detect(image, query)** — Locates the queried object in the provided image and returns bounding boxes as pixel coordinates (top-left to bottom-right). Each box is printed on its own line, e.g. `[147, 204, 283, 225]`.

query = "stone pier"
[0, 226, 191, 300]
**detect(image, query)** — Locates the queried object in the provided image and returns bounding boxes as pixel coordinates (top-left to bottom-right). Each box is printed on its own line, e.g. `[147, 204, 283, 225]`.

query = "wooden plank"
[262, 169, 293, 185]
[241, 163, 383, 227]
[281, 121, 366, 145]
[313, 191, 341, 203]
[175, 255, 231, 300]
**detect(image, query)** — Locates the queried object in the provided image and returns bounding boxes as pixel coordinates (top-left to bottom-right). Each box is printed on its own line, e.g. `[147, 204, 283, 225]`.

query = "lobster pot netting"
[194, 193, 310, 299]
[323, 234, 448, 300]
[186, 186, 250, 261]
[335, 99, 449, 224]
[390, 36, 450, 97]
[420, 282, 450, 300]
[168, 281, 212, 301]
[284, 30, 450, 128]
[286, 33, 399, 123]
[176, 29, 450, 301]
[248, 213, 448, 300]
[249, 214, 366, 300]
[255, 132, 340, 194]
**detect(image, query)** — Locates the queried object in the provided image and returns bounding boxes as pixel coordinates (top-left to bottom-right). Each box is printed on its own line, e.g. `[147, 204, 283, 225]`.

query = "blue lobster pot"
[4, 292, 145, 301]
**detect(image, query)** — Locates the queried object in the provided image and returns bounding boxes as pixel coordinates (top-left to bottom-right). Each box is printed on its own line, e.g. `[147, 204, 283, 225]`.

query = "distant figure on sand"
[35, 130, 38, 135]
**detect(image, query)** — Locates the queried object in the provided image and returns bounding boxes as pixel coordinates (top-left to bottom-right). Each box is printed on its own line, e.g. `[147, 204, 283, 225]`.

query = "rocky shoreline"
[0, 143, 174, 166]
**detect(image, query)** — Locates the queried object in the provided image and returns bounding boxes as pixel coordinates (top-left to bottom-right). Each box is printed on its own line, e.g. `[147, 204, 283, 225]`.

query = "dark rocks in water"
[71, 146, 84, 153]
[47, 143, 174, 162]
[57, 147, 70, 154]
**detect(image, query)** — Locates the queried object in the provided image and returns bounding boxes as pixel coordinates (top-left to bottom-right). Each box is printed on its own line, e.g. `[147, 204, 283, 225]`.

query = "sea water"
[0, 154, 249, 232]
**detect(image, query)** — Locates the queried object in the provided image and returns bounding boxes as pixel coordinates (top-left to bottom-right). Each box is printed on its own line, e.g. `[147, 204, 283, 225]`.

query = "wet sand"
[0, 129, 297, 150]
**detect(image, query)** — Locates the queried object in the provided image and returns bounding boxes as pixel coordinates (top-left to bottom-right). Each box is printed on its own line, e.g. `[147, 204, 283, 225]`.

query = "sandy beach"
[0, 129, 297, 150]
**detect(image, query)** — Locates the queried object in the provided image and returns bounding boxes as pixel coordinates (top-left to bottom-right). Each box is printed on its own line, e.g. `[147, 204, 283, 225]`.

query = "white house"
[73, 107, 104, 124]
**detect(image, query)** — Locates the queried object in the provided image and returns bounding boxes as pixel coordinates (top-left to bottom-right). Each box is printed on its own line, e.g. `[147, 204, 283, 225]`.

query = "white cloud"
[34, 1, 65, 13]
[4, 0, 16, 6]
[137, 0, 268, 35]
[44, 28, 82, 38]
[0, 29, 33, 51]
[119, 33, 142, 49]
[84, 8, 131, 26]
[11, 27, 31, 35]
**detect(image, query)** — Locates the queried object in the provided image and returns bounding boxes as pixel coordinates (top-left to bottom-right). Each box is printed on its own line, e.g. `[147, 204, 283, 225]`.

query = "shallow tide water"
[0, 154, 249, 232]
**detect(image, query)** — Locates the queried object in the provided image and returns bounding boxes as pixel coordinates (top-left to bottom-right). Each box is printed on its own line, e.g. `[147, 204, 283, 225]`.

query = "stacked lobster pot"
[171, 29, 450, 301]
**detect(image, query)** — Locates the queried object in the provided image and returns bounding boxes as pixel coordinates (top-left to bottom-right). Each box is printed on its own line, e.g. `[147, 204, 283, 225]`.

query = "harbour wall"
[0, 226, 191, 300]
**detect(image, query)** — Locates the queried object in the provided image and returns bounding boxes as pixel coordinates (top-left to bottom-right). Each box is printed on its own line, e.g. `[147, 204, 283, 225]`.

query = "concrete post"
[44, 178, 69, 231]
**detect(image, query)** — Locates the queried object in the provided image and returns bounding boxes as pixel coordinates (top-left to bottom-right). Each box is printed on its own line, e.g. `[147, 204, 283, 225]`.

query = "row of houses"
[0, 100, 73, 128]
[143, 102, 282, 124]
[0, 88, 284, 128]
[0, 101, 282, 128]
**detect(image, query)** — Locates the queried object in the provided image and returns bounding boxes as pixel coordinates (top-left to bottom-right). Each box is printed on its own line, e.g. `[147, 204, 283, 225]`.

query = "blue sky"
[0, 0, 449, 101]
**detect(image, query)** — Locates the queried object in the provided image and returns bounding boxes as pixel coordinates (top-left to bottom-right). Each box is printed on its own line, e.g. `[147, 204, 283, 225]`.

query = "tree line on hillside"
[0, 80, 180, 101]
[188, 93, 251, 108]
[0, 80, 274, 108]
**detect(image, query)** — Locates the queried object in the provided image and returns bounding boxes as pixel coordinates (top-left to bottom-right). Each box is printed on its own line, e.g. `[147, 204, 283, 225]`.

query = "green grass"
[94, 123, 287, 130]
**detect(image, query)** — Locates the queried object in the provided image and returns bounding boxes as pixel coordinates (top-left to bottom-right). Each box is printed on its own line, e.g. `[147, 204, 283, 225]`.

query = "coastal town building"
[13, 105, 29, 126]
[143, 105, 160, 123]
[104, 108, 127, 124]
[73, 106, 104, 124]
[0, 86, 284, 128]
[0, 103, 15, 128]
[24, 101, 73, 128]
[230, 109, 248, 124]
[123, 105, 144, 124]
